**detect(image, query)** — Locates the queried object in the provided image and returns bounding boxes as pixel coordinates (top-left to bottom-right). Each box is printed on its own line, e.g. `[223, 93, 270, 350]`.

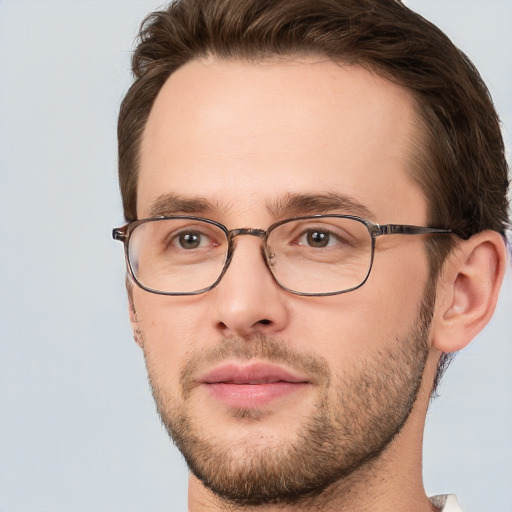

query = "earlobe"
[432, 231, 507, 353]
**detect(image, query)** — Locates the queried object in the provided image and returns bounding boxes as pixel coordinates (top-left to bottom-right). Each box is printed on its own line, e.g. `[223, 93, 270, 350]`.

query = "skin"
[129, 57, 507, 511]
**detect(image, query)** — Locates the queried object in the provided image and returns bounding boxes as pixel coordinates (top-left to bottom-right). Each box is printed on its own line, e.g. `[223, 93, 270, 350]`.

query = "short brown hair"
[117, 0, 510, 386]
[119, 0, 509, 233]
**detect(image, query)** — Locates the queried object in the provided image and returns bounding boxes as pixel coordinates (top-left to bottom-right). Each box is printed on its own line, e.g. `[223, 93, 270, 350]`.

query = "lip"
[200, 362, 310, 408]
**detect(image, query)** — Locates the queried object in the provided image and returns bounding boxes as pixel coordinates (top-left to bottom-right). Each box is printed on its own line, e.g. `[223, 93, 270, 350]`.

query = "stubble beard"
[143, 290, 434, 508]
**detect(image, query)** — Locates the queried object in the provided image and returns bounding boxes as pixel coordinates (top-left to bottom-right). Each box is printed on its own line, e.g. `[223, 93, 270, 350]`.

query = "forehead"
[138, 57, 426, 224]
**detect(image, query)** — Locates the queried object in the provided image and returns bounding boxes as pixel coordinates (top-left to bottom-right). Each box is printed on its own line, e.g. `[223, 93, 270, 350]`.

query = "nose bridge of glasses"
[226, 227, 274, 271]
[223, 227, 275, 283]
[228, 227, 267, 241]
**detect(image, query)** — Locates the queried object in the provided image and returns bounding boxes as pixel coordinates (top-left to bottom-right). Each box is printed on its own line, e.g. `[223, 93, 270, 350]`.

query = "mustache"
[179, 334, 331, 395]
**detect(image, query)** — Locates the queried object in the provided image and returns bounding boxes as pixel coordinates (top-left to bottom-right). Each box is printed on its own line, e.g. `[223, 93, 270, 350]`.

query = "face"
[133, 58, 434, 505]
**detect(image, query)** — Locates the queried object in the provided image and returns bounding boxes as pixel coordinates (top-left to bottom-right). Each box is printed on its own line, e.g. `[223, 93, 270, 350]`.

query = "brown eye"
[178, 232, 202, 249]
[306, 230, 330, 247]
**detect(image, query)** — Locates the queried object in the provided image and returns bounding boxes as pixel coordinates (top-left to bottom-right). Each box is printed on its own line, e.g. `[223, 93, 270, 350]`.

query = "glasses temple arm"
[376, 224, 458, 236]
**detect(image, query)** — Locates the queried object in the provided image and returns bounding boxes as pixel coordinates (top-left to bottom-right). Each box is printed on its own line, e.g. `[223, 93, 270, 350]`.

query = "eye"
[304, 230, 331, 248]
[298, 229, 340, 248]
[177, 231, 203, 249]
[173, 230, 213, 250]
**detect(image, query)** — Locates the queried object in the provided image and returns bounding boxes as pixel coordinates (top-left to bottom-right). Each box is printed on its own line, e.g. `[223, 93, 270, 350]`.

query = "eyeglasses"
[112, 215, 454, 297]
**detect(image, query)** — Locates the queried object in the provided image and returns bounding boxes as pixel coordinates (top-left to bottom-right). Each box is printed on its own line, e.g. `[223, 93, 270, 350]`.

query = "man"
[112, 0, 510, 510]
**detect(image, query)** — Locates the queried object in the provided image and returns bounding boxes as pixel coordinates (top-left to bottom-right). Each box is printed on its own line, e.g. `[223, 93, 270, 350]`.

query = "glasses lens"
[127, 218, 228, 294]
[267, 217, 372, 294]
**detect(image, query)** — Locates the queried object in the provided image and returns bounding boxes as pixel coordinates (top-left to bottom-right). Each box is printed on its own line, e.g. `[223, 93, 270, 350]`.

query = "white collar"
[430, 494, 463, 511]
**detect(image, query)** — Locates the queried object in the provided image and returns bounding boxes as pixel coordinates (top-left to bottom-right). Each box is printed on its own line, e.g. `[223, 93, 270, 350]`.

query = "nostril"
[259, 319, 271, 325]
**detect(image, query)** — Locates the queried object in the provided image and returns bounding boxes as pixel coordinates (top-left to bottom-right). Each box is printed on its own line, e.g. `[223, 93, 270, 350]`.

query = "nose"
[209, 235, 290, 338]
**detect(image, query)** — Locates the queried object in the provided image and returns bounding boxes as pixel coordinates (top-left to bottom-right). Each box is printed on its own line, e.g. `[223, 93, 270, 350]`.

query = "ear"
[127, 285, 144, 349]
[431, 230, 507, 353]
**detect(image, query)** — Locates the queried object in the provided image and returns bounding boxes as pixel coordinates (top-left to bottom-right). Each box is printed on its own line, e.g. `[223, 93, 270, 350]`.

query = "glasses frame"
[113, 215, 456, 297]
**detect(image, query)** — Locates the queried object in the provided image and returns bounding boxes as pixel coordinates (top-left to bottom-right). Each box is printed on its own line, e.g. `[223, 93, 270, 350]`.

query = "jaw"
[178, 353, 437, 511]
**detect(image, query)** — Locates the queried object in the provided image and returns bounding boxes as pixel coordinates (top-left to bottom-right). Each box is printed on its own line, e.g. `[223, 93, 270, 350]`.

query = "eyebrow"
[148, 191, 376, 221]
[266, 193, 376, 220]
[149, 193, 227, 217]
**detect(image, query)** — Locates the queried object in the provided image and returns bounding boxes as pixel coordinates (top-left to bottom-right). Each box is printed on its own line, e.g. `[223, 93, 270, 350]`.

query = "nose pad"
[263, 244, 276, 268]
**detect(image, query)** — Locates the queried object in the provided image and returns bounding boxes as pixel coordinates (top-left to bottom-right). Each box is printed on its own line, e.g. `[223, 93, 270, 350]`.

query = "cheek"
[290, 244, 430, 361]
[132, 292, 210, 385]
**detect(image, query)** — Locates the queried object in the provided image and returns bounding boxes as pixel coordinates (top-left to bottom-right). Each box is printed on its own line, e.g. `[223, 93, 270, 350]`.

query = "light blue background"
[0, 1, 510, 511]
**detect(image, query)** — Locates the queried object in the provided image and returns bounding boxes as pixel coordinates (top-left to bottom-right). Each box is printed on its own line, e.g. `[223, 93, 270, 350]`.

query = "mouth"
[200, 362, 310, 408]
